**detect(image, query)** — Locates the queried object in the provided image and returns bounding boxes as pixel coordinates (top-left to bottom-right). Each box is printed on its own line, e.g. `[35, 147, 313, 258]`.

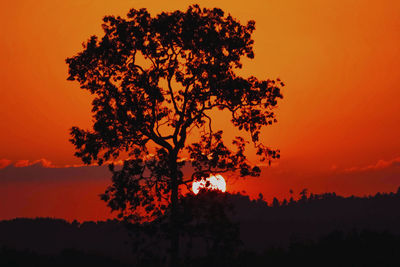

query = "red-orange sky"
[0, 0, 399, 221]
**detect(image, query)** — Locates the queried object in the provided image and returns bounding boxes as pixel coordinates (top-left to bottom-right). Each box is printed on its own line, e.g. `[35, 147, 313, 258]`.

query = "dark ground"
[1, 188, 400, 266]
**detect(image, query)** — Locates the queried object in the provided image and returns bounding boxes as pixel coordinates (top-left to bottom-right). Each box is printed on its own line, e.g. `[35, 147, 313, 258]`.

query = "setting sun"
[192, 174, 227, 194]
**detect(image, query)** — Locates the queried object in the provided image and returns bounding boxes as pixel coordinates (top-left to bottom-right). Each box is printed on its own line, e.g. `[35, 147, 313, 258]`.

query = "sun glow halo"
[192, 174, 226, 194]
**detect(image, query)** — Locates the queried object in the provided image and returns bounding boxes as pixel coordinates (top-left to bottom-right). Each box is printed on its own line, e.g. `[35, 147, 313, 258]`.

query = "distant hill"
[1, 188, 400, 265]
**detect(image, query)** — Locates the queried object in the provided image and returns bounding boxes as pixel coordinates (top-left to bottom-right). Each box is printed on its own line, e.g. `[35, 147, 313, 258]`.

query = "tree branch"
[167, 76, 181, 116]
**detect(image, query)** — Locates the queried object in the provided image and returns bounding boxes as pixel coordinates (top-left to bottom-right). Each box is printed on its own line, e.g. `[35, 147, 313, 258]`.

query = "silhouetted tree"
[180, 190, 242, 265]
[300, 188, 308, 202]
[66, 5, 283, 265]
[272, 197, 280, 208]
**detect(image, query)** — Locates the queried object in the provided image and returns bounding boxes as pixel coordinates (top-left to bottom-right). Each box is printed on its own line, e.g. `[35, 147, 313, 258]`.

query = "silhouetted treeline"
[1, 229, 399, 267]
[229, 187, 400, 251]
[1, 187, 400, 266]
[185, 229, 400, 267]
[0, 218, 133, 263]
[0, 246, 129, 267]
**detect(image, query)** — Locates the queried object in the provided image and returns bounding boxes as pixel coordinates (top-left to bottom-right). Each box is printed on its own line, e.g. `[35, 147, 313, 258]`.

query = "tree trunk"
[169, 155, 180, 267]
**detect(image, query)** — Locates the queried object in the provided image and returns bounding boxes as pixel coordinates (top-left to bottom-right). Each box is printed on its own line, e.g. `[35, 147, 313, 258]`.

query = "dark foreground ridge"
[1, 188, 400, 266]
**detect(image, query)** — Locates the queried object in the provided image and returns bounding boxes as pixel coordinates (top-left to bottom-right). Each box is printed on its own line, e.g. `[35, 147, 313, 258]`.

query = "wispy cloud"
[0, 159, 12, 169]
[344, 157, 400, 173]
[0, 158, 124, 169]
[14, 158, 55, 168]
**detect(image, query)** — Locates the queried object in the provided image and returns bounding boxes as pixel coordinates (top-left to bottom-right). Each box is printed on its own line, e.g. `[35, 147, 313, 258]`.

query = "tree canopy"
[66, 5, 283, 223]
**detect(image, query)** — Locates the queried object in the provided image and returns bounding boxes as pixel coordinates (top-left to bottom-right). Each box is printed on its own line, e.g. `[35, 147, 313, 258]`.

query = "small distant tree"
[300, 188, 308, 201]
[66, 5, 283, 265]
[272, 197, 280, 208]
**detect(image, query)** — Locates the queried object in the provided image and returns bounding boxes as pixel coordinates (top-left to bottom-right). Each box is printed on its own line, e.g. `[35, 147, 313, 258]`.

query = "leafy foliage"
[66, 5, 283, 222]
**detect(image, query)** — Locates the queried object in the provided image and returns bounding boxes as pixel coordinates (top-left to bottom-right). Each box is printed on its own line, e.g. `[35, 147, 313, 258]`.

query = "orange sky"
[0, 0, 399, 221]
